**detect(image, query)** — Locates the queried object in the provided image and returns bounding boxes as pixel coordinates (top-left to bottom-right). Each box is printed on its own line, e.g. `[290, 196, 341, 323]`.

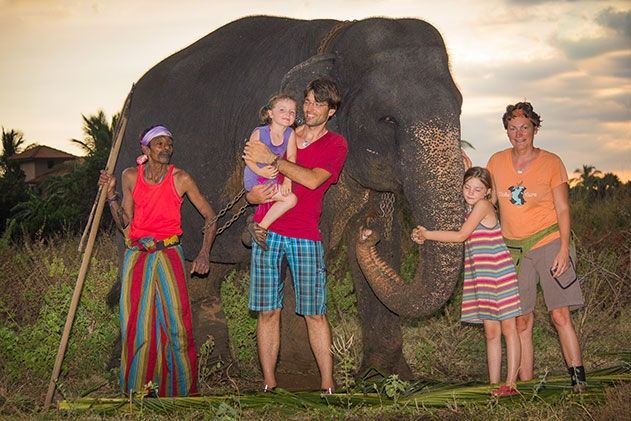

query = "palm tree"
[572, 164, 601, 191]
[598, 172, 621, 196]
[1, 127, 25, 174]
[70, 110, 118, 161]
[0, 128, 29, 233]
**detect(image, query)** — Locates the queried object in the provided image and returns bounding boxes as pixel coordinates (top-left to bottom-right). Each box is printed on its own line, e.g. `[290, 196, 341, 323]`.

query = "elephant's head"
[282, 19, 465, 318]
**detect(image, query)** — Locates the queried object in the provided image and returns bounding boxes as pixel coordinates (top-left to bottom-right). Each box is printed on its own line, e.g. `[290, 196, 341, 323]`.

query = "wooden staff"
[44, 84, 135, 409]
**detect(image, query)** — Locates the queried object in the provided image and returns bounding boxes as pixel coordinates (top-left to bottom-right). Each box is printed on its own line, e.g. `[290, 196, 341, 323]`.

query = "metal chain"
[203, 188, 247, 235]
[379, 192, 395, 240]
[216, 202, 249, 235]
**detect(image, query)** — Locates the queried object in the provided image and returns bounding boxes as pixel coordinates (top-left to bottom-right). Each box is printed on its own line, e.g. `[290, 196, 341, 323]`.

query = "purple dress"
[243, 125, 293, 191]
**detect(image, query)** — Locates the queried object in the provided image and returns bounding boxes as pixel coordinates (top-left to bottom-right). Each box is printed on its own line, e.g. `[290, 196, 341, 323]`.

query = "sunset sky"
[1, 0, 629, 180]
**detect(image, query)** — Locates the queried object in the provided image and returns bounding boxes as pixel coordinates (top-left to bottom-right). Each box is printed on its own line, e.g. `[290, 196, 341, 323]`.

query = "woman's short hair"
[502, 102, 542, 129]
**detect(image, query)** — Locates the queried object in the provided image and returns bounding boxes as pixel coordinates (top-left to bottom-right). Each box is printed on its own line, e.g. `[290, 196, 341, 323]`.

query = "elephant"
[115, 15, 465, 388]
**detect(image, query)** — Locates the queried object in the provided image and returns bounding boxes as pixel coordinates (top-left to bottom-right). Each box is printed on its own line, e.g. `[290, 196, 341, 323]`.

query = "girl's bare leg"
[259, 190, 297, 229]
[501, 317, 521, 387]
[483, 320, 502, 385]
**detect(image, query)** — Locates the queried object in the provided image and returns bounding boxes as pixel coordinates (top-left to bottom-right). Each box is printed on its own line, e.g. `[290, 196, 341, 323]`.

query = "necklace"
[302, 127, 328, 148]
[145, 164, 167, 183]
[513, 148, 539, 175]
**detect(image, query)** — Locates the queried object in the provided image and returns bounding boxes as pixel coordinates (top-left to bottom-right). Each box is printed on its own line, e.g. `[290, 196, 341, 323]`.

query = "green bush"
[221, 270, 258, 373]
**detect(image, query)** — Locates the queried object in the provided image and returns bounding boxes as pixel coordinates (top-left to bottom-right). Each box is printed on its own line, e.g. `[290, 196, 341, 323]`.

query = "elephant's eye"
[380, 116, 397, 125]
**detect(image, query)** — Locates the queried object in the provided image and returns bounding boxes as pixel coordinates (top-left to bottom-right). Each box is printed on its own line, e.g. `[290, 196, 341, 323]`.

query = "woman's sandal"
[247, 221, 268, 251]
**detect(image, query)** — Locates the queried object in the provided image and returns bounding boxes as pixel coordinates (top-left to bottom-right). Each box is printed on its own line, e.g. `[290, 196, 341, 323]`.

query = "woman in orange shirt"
[487, 102, 586, 393]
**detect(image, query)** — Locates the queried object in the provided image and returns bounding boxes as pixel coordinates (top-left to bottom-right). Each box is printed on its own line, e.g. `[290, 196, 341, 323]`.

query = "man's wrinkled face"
[143, 135, 173, 163]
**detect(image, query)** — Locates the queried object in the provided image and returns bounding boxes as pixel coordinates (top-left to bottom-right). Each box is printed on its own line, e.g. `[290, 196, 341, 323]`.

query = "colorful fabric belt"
[126, 235, 180, 252]
[504, 224, 559, 273]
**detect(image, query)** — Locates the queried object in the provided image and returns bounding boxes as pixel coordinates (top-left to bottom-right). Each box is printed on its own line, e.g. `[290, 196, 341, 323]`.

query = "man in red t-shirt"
[243, 79, 348, 393]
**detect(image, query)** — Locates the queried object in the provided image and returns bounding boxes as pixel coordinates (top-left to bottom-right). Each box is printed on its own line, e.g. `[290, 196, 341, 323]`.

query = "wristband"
[107, 192, 119, 204]
[270, 155, 280, 169]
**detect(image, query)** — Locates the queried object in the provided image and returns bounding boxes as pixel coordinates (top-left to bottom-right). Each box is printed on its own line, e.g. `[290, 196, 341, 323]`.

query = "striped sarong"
[119, 243, 197, 397]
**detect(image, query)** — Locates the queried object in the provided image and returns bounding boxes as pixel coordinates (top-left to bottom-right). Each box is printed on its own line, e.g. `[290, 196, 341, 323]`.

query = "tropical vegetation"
[0, 117, 629, 418]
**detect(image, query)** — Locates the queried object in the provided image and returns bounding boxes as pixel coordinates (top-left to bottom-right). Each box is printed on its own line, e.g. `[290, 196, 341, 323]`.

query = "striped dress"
[461, 220, 522, 323]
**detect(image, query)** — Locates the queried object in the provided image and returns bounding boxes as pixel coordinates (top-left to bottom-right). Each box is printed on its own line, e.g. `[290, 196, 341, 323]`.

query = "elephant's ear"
[280, 53, 339, 131]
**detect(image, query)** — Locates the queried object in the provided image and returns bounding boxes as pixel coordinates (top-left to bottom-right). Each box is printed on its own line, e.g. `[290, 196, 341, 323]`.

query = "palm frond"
[57, 363, 631, 415]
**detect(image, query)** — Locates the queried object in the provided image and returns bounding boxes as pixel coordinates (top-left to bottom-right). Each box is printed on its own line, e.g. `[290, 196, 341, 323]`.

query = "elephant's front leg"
[348, 216, 414, 380]
[187, 263, 234, 376]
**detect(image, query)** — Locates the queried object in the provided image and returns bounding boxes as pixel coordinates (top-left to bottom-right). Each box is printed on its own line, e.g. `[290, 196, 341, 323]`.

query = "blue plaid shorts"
[248, 231, 327, 315]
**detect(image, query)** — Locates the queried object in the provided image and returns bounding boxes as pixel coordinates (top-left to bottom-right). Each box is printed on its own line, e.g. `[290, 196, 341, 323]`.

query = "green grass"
[0, 187, 630, 419]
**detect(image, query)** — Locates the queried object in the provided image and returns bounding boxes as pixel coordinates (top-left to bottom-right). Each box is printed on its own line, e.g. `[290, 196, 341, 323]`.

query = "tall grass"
[0, 186, 629, 418]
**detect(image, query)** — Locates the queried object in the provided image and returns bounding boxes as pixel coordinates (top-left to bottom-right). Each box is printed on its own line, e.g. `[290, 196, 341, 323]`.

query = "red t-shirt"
[129, 164, 183, 241]
[254, 131, 348, 241]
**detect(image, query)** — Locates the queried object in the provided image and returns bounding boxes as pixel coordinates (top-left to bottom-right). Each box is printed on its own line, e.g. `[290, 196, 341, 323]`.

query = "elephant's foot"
[357, 353, 414, 382]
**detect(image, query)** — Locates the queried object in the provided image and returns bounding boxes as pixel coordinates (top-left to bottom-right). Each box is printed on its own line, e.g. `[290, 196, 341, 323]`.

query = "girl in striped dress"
[411, 166, 522, 397]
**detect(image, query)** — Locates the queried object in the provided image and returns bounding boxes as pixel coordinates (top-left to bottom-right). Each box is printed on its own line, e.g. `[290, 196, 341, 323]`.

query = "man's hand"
[246, 183, 276, 205]
[243, 138, 276, 165]
[190, 252, 210, 275]
[99, 170, 117, 198]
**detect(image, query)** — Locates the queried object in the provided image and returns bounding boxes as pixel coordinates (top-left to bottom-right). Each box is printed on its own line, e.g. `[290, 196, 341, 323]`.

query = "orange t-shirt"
[487, 149, 568, 249]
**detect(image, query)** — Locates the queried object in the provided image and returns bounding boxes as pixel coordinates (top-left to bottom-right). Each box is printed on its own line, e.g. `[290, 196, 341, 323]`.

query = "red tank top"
[129, 164, 183, 241]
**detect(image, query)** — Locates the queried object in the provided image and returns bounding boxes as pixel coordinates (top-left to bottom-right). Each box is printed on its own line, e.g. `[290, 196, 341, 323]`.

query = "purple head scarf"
[137, 125, 173, 165]
[140, 125, 172, 146]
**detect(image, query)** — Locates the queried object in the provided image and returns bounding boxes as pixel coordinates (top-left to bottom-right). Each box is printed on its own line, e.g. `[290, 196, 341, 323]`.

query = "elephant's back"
[118, 16, 338, 262]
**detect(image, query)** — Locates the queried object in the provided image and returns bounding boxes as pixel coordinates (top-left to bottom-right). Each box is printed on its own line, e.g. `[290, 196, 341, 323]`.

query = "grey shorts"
[518, 238, 584, 314]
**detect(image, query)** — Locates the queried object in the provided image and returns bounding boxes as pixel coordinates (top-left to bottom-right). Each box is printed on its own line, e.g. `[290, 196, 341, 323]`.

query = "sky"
[1, 0, 630, 180]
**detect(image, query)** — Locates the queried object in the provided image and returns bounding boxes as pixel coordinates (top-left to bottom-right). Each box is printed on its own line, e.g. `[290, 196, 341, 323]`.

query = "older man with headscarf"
[99, 125, 217, 397]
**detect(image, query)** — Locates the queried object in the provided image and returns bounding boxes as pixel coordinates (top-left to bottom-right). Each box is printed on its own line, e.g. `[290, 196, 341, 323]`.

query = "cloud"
[550, 6, 631, 60]
[596, 7, 631, 38]
[553, 34, 629, 60]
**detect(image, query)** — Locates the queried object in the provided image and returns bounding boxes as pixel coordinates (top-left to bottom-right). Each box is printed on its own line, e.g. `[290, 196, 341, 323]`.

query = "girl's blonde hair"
[259, 94, 297, 125]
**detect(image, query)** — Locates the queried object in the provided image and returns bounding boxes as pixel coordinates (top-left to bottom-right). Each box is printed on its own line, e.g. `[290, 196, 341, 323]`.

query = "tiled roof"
[9, 145, 78, 161]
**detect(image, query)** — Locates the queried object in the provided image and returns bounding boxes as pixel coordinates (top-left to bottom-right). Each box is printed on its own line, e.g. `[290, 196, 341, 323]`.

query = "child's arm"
[279, 130, 298, 195]
[244, 130, 278, 180]
[286, 130, 297, 164]
[414, 200, 494, 243]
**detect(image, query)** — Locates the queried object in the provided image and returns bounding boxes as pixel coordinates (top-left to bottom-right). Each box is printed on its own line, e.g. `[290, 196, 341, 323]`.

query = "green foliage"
[331, 333, 357, 393]
[0, 127, 25, 173]
[400, 243, 419, 283]
[0, 128, 29, 232]
[5, 110, 119, 239]
[0, 170, 630, 418]
[221, 270, 258, 372]
[0, 234, 119, 403]
[1, 266, 118, 384]
[326, 244, 358, 325]
[571, 164, 625, 202]
[383, 374, 409, 403]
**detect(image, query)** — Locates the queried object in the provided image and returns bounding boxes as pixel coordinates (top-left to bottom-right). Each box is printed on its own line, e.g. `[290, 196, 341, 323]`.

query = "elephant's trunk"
[357, 118, 464, 318]
[356, 227, 461, 318]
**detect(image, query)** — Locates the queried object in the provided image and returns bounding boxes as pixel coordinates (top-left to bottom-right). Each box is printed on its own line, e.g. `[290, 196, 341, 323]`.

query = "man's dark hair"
[305, 79, 342, 111]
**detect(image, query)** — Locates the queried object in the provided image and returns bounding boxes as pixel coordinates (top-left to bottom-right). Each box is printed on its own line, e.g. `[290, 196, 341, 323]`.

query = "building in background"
[9, 145, 79, 186]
